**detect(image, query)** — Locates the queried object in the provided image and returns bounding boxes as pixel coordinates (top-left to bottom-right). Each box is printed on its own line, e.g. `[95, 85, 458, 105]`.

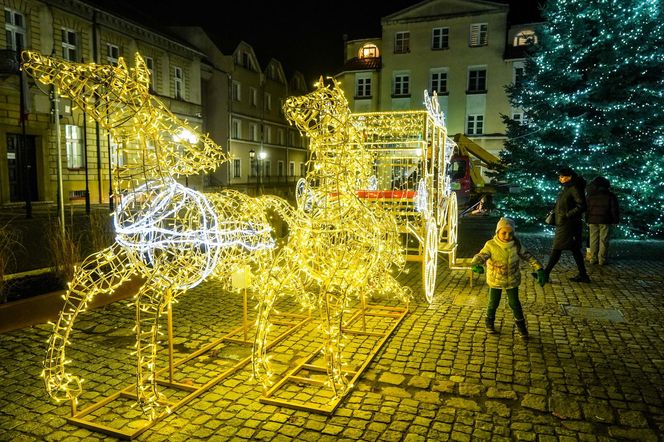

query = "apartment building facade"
[0, 0, 309, 208]
[336, 0, 538, 157]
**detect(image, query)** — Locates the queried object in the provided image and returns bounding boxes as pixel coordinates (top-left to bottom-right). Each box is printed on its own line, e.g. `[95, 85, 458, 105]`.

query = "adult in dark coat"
[586, 176, 619, 265]
[543, 166, 590, 283]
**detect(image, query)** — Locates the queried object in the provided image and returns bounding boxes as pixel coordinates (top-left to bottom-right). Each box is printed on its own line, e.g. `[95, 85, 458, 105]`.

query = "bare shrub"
[88, 209, 114, 253]
[46, 219, 80, 286]
[0, 222, 22, 303]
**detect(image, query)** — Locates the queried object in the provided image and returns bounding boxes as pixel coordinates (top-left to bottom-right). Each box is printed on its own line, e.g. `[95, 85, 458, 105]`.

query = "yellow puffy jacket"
[471, 236, 542, 289]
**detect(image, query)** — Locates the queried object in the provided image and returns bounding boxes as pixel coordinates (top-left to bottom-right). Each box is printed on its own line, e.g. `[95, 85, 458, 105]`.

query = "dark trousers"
[486, 287, 524, 321]
[545, 247, 588, 276]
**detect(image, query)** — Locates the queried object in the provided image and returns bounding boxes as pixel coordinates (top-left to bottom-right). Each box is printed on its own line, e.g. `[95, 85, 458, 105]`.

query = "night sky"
[88, 0, 544, 83]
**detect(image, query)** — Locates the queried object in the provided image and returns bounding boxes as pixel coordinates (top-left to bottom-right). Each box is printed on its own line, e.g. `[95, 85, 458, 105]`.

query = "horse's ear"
[132, 53, 151, 91]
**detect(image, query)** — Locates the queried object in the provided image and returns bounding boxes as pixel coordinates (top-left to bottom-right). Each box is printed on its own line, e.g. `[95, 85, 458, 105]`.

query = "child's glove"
[471, 264, 484, 274]
[532, 269, 547, 286]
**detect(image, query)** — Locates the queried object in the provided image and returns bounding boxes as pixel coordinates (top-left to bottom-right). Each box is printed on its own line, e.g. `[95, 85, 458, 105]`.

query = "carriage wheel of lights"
[21, 51, 278, 423]
[348, 90, 459, 305]
[252, 78, 412, 410]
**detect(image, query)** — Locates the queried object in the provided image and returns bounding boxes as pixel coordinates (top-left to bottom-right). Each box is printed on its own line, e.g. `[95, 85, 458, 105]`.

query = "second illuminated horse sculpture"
[251, 78, 412, 400]
[22, 52, 275, 418]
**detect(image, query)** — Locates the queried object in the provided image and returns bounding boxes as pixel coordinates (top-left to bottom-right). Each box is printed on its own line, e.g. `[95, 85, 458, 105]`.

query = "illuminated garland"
[22, 51, 275, 419]
[252, 78, 412, 399]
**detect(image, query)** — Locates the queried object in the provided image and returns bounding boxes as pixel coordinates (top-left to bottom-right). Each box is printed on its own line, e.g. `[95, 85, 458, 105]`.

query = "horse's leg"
[133, 281, 178, 419]
[43, 243, 135, 404]
[321, 289, 350, 398]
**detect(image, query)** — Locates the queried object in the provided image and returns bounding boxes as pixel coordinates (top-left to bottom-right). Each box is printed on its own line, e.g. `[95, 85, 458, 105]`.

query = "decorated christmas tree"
[497, 0, 664, 237]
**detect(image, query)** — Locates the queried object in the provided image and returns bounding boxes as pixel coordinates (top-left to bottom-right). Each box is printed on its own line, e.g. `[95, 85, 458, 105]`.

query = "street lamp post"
[258, 151, 267, 195]
[249, 149, 256, 195]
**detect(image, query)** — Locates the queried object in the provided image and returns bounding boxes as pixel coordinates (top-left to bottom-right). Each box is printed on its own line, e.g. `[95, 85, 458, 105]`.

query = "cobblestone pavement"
[1, 234, 664, 441]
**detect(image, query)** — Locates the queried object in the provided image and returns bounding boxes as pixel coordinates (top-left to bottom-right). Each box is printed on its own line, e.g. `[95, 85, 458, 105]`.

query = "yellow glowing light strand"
[251, 78, 412, 399]
[22, 51, 276, 419]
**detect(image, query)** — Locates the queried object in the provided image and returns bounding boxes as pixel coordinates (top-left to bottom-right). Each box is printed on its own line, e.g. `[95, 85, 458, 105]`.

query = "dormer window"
[359, 43, 379, 59]
[514, 30, 538, 46]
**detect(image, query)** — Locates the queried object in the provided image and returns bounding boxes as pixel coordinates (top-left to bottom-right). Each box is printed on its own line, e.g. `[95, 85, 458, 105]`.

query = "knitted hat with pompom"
[495, 217, 515, 234]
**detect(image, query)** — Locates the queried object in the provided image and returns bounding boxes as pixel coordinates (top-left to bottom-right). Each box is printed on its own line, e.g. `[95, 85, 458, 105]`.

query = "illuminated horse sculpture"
[252, 78, 412, 398]
[21, 52, 275, 418]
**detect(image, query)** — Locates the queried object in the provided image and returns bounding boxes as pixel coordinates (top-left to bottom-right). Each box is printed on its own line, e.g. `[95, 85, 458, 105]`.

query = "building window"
[468, 68, 487, 93]
[469, 23, 488, 47]
[250, 87, 257, 106]
[264, 92, 272, 111]
[513, 30, 537, 46]
[356, 74, 372, 98]
[512, 111, 528, 125]
[430, 69, 448, 94]
[232, 81, 241, 101]
[278, 129, 285, 145]
[289, 161, 295, 177]
[278, 160, 284, 177]
[106, 43, 119, 66]
[110, 140, 126, 168]
[61, 28, 77, 61]
[394, 31, 410, 54]
[300, 162, 305, 177]
[144, 56, 155, 90]
[393, 72, 410, 96]
[174, 66, 183, 100]
[65, 125, 83, 168]
[5, 9, 26, 51]
[432, 27, 449, 50]
[265, 126, 272, 144]
[232, 119, 241, 139]
[466, 115, 484, 135]
[250, 123, 258, 141]
[359, 43, 379, 58]
[233, 158, 241, 178]
[513, 65, 525, 86]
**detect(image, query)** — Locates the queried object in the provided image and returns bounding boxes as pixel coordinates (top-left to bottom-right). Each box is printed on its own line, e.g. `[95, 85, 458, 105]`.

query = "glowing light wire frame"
[349, 90, 458, 304]
[21, 51, 282, 423]
[251, 78, 412, 411]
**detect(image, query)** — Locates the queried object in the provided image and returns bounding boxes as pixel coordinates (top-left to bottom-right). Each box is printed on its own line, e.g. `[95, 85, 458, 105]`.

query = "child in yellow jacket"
[471, 217, 546, 337]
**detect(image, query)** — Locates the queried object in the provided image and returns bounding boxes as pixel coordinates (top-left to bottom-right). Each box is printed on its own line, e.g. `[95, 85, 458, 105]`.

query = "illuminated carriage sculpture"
[351, 91, 459, 304]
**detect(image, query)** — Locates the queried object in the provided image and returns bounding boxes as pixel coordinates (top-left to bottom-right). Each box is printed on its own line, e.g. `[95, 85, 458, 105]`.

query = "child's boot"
[515, 319, 528, 338]
[485, 317, 497, 334]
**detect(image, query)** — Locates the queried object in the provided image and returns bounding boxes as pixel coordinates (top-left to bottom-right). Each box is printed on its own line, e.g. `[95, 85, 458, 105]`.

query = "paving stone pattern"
[1, 234, 664, 441]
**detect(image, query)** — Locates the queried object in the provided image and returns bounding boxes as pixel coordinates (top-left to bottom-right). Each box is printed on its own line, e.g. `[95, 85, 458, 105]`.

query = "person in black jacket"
[586, 176, 619, 265]
[543, 166, 590, 283]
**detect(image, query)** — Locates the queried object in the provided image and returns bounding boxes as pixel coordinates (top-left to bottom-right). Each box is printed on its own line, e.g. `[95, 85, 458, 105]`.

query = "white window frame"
[432, 27, 449, 50]
[512, 111, 528, 126]
[232, 81, 241, 101]
[394, 31, 410, 53]
[110, 140, 126, 168]
[299, 162, 305, 177]
[174, 66, 184, 100]
[250, 87, 257, 106]
[231, 119, 241, 139]
[289, 161, 295, 177]
[277, 160, 284, 177]
[393, 72, 410, 96]
[233, 158, 241, 178]
[250, 123, 259, 141]
[65, 125, 83, 168]
[264, 160, 271, 177]
[466, 114, 484, 135]
[265, 126, 272, 144]
[355, 73, 372, 98]
[278, 129, 285, 145]
[468, 67, 487, 93]
[144, 56, 155, 90]
[5, 8, 26, 51]
[106, 43, 119, 66]
[513, 63, 525, 86]
[61, 28, 77, 62]
[264, 92, 272, 111]
[430, 68, 448, 94]
[469, 23, 488, 47]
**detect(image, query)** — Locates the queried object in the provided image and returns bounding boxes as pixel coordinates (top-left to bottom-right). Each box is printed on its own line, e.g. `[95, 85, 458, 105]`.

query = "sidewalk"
[1, 235, 663, 441]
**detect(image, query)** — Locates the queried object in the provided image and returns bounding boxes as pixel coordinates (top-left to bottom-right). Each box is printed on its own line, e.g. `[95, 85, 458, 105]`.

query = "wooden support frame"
[65, 290, 310, 440]
[259, 303, 408, 415]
